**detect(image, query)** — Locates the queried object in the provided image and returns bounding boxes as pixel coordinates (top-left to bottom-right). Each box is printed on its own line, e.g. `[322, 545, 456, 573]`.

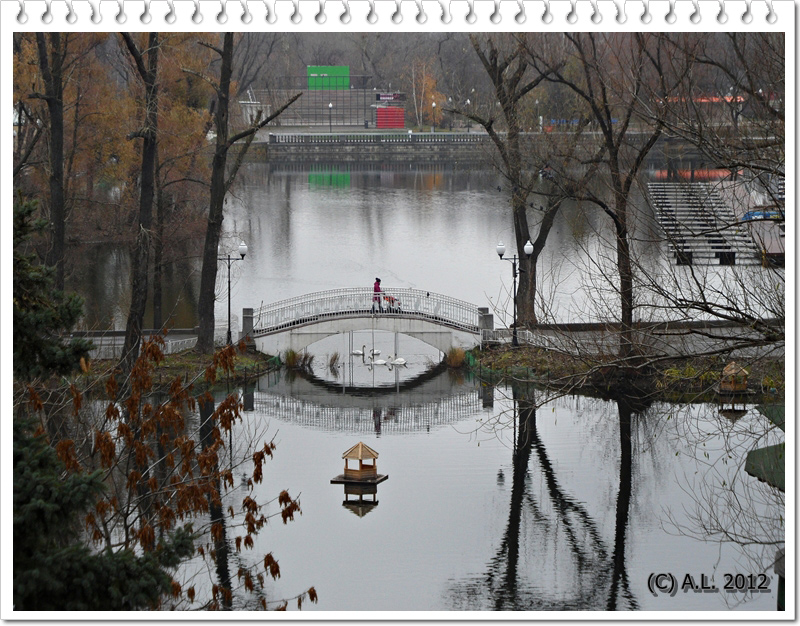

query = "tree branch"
[182, 67, 221, 99]
[119, 33, 148, 81]
[226, 92, 302, 147]
[198, 40, 224, 57]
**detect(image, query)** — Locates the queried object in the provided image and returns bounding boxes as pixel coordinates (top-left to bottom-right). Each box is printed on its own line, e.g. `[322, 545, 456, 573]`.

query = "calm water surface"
[71, 161, 775, 330]
[69, 161, 781, 612]
[179, 361, 780, 613]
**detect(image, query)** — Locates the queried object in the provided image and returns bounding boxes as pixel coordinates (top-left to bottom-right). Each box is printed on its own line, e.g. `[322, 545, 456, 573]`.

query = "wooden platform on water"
[330, 474, 389, 485]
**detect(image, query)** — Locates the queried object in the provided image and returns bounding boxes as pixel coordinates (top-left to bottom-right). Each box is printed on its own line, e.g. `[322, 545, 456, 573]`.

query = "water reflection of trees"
[446, 388, 640, 611]
[662, 401, 784, 588]
[172, 389, 312, 610]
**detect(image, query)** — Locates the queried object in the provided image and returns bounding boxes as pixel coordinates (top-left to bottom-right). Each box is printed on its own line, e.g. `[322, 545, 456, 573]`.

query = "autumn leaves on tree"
[13, 32, 313, 610]
[14, 196, 315, 609]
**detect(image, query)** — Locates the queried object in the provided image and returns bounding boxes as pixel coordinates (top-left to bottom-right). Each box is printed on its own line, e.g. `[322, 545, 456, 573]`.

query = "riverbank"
[90, 345, 279, 391]
[467, 344, 785, 403]
[89, 342, 784, 406]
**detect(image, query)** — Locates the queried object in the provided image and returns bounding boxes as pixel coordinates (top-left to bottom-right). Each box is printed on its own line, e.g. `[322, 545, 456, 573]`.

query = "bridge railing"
[252, 287, 479, 336]
[253, 390, 480, 434]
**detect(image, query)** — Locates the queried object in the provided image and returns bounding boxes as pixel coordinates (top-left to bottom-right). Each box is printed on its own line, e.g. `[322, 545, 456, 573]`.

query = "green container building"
[307, 66, 350, 90]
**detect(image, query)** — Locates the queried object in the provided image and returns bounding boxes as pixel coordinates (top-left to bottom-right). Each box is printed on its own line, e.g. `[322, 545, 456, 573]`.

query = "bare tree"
[12, 101, 43, 179]
[119, 32, 159, 376]
[456, 34, 561, 327]
[346, 33, 385, 86]
[191, 33, 301, 354]
[521, 33, 684, 360]
[644, 33, 785, 345]
[603, 33, 787, 359]
[26, 34, 106, 289]
[662, 33, 784, 183]
[231, 33, 282, 98]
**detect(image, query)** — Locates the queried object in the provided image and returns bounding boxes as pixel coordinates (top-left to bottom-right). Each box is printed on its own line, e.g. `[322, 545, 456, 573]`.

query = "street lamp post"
[219, 240, 248, 345]
[448, 97, 453, 131]
[432, 101, 436, 132]
[328, 102, 333, 133]
[465, 98, 471, 131]
[497, 239, 533, 347]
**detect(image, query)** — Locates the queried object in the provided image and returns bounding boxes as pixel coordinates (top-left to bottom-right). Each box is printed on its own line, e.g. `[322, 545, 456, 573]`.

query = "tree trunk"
[507, 129, 536, 327]
[525, 198, 561, 324]
[195, 34, 300, 352]
[196, 33, 234, 354]
[504, 122, 540, 328]
[467, 36, 558, 330]
[36, 33, 66, 291]
[120, 33, 159, 375]
[512, 192, 536, 326]
[607, 400, 635, 610]
[614, 197, 635, 359]
[152, 155, 164, 330]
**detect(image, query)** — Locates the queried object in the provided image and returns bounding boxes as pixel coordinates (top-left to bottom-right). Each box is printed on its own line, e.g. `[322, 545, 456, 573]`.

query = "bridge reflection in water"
[239, 371, 641, 610]
[248, 365, 489, 435]
[216, 368, 767, 610]
[245, 365, 638, 608]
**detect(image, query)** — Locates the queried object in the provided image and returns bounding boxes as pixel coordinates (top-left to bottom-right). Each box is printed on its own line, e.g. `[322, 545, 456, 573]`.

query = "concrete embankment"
[240, 130, 705, 165]
[246, 131, 495, 163]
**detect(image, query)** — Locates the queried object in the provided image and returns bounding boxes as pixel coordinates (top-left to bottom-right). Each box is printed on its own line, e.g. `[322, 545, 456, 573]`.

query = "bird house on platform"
[719, 361, 749, 393]
[343, 441, 379, 480]
[331, 442, 388, 486]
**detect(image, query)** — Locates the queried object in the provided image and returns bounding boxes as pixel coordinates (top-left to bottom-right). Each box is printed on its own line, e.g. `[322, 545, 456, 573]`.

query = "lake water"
[67, 160, 782, 613]
[71, 160, 777, 332]
[185, 368, 781, 613]
[225, 162, 533, 330]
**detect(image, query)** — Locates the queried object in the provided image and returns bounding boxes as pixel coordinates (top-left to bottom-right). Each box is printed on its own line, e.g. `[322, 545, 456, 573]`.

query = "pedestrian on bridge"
[373, 277, 383, 313]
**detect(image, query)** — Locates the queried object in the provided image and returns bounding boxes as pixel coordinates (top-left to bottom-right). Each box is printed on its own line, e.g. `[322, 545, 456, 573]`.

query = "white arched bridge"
[250, 287, 488, 355]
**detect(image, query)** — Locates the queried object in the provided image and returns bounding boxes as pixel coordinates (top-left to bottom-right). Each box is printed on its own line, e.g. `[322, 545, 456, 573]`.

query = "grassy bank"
[91, 345, 280, 390]
[90, 342, 784, 405]
[466, 344, 785, 402]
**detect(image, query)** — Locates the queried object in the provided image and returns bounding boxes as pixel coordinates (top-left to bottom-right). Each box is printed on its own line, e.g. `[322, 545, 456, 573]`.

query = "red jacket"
[373, 281, 382, 301]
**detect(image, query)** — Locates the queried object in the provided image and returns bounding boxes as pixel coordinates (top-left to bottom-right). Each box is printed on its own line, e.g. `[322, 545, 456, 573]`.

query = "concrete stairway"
[648, 182, 760, 266]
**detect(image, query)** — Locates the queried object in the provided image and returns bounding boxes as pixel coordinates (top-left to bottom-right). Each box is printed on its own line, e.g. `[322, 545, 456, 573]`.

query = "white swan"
[387, 354, 407, 366]
[368, 355, 387, 366]
[351, 344, 366, 357]
[369, 348, 381, 356]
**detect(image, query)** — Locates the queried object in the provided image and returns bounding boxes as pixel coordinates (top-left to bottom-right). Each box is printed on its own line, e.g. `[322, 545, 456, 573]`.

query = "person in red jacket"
[373, 277, 383, 313]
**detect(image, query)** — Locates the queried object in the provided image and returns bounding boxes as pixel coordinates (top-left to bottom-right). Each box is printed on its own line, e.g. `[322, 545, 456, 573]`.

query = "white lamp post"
[328, 102, 333, 133]
[497, 239, 533, 346]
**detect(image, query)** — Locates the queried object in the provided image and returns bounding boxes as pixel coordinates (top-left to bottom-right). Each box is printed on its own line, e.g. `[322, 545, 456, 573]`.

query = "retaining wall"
[250, 132, 496, 163]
